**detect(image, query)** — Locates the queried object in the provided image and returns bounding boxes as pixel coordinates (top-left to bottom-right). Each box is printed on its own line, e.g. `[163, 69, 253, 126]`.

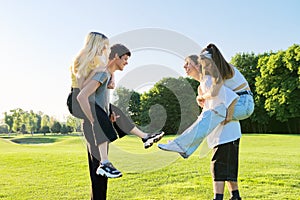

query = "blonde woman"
[73, 37, 164, 180]
[68, 32, 113, 119]
[67, 32, 113, 199]
[69, 33, 164, 198]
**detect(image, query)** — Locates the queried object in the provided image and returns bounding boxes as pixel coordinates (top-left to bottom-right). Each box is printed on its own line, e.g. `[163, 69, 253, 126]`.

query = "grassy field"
[0, 134, 299, 200]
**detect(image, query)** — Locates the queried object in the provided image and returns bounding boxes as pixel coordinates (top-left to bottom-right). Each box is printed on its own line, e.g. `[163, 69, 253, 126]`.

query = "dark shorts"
[67, 88, 86, 119]
[211, 139, 240, 182]
[92, 103, 135, 145]
[110, 104, 135, 137]
[92, 103, 118, 144]
[68, 87, 135, 145]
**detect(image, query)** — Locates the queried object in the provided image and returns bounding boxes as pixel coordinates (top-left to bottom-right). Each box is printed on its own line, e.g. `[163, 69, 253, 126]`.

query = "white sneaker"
[142, 131, 165, 149]
[96, 162, 122, 178]
[158, 141, 184, 153]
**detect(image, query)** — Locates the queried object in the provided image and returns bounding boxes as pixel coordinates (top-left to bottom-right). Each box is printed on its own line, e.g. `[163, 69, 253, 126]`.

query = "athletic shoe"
[142, 131, 165, 149]
[158, 141, 185, 153]
[96, 162, 122, 178]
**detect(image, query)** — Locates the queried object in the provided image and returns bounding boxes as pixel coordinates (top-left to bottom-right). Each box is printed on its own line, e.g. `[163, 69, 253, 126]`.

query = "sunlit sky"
[0, 0, 299, 121]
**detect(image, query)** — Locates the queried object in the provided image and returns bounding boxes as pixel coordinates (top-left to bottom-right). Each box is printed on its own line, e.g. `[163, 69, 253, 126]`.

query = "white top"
[224, 66, 249, 92]
[200, 75, 241, 148]
[200, 75, 238, 111]
[207, 121, 241, 148]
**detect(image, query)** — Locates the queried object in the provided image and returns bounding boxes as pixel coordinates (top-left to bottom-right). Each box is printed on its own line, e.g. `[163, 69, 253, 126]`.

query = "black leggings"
[70, 88, 135, 199]
[87, 149, 108, 200]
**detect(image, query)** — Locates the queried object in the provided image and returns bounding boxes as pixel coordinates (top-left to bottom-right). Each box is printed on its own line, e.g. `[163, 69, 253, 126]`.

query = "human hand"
[107, 78, 115, 89]
[109, 111, 120, 123]
[196, 95, 205, 108]
[107, 82, 115, 89]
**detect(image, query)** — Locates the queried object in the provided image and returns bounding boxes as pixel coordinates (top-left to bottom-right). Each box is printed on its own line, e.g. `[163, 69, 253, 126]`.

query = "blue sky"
[0, 0, 299, 121]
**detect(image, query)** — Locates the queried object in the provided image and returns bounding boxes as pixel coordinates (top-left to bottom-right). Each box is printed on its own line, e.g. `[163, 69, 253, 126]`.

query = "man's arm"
[77, 80, 101, 123]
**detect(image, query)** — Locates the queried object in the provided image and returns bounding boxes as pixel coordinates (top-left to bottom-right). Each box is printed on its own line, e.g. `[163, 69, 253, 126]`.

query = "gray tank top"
[91, 71, 111, 115]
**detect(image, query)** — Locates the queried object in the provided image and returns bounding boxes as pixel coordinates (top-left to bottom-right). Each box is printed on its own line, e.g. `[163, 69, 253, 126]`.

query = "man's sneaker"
[158, 141, 185, 153]
[96, 162, 122, 178]
[142, 131, 165, 149]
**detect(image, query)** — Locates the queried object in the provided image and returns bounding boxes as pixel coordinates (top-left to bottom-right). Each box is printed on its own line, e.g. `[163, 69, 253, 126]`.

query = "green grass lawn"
[0, 134, 299, 200]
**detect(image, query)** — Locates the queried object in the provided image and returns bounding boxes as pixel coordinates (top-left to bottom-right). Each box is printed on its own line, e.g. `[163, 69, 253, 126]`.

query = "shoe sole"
[144, 131, 165, 149]
[96, 169, 123, 178]
[157, 143, 185, 153]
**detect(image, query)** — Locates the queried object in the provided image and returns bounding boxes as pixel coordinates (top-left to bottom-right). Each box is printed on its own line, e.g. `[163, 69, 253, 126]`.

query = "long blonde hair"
[71, 32, 109, 78]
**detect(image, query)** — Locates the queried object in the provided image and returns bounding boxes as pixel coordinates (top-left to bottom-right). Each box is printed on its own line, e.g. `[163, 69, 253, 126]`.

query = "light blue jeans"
[175, 93, 254, 158]
[232, 93, 254, 120]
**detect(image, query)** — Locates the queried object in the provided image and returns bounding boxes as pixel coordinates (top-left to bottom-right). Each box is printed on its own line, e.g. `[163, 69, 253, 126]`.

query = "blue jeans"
[233, 93, 254, 120]
[174, 94, 254, 158]
[175, 104, 227, 158]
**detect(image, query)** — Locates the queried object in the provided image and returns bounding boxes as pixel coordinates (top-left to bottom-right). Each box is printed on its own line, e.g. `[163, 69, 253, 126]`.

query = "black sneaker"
[142, 131, 165, 149]
[96, 162, 122, 178]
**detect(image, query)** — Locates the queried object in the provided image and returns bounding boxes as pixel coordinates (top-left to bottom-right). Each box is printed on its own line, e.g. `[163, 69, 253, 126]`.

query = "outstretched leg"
[159, 104, 226, 158]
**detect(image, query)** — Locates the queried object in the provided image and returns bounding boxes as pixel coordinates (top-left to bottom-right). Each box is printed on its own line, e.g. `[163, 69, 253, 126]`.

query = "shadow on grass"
[11, 137, 58, 144]
[0, 136, 15, 139]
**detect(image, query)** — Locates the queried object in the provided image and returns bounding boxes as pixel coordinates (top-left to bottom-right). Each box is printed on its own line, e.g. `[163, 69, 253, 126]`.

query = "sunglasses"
[90, 32, 107, 39]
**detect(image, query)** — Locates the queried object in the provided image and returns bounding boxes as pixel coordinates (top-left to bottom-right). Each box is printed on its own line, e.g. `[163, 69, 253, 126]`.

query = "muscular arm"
[77, 80, 101, 123]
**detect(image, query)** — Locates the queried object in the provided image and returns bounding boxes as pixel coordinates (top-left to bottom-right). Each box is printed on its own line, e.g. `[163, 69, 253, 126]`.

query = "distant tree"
[66, 115, 82, 132]
[27, 110, 39, 134]
[230, 52, 269, 132]
[256, 45, 300, 122]
[20, 124, 27, 134]
[40, 126, 50, 136]
[0, 124, 9, 133]
[255, 45, 300, 133]
[41, 115, 50, 128]
[51, 122, 61, 134]
[128, 91, 141, 125]
[60, 124, 69, 134]
[4, 112, 13, 132]
[67, 125, 73, 133]
[140, 77, 199, 134]
[11, 108, 24, 132]
[113, 87, 142, 125]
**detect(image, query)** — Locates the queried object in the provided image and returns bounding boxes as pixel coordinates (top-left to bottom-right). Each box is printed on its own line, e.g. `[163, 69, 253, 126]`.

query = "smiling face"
[115, 54, 129, 71]
[183, 57, 200, 80]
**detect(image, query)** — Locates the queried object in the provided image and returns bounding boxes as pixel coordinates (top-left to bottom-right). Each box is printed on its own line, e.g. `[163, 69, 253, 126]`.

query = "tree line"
[1, 44, 299, 135]
[1, 108, 82, 135]
[114, 44, 300, 134]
